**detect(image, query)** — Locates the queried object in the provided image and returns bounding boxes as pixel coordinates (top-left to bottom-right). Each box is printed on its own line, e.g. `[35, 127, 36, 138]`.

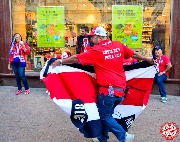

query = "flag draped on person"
[40, 61, 157, 138]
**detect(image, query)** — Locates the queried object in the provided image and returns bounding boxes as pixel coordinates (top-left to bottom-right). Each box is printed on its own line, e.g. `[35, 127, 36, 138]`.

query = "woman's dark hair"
[10, 33, 23, 54]
[13, 33, 23, 42]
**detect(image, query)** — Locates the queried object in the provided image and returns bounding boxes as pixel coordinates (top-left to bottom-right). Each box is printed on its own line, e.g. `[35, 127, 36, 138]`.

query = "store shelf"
[142, 35, 151, 37]
[142, 23, 153, 48]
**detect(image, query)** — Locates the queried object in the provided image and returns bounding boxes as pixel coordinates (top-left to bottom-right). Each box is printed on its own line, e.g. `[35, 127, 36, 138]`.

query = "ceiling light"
[83, 4, 87, 7]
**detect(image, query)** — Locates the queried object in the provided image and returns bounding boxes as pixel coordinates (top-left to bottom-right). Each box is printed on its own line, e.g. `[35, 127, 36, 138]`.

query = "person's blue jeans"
[97, 93, 126, 142]
[11, 62, 29, 90]
[155, 73, 167, 97]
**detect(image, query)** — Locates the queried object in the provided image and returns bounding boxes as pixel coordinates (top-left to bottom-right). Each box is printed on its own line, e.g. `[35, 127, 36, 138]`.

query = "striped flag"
[40, 61, 157, 138]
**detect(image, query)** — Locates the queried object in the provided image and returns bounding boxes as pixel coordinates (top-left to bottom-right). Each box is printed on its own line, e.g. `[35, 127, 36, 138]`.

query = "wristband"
[59, 59, 62, 65]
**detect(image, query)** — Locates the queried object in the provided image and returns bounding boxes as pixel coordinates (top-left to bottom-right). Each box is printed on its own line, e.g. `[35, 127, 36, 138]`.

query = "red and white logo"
[160, 122, 179, 140]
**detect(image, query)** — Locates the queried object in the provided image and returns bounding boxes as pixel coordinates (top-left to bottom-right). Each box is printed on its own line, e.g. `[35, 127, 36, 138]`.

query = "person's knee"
[156, 79, 161, 84]
[12, 70, 18, 76]
[156, 77, 163, 83]
[19, 73, 26, 80]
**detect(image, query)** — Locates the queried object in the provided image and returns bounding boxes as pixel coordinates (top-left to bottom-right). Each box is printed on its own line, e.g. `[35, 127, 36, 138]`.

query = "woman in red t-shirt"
[154, 46, 172, 103]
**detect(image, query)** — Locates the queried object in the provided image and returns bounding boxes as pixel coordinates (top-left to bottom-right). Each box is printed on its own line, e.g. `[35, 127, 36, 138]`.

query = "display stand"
[34, 55, 44, 69]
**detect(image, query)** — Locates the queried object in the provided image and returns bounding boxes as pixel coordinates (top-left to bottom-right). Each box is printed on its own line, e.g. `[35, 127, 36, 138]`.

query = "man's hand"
[51, 59, 61, 68]
[133, 52, 155, 65]
[146, 57, 159, 65]
[146, 57, 154, 64]
[158, 72, 165, 76]
[51, 55, 79, 68]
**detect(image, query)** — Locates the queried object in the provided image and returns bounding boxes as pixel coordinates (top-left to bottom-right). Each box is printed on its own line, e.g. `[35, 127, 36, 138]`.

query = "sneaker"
[161, 97, 167, 103]
[16, 90, 22, 95]
[24, 89, 30, 95]
[126, 132, 134, 142]
[92, 138, 100, 142]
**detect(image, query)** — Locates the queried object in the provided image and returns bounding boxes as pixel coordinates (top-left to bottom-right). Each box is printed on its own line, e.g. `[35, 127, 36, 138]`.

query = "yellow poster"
[37, 6, 64, 47]
[112, 5, 143, 48]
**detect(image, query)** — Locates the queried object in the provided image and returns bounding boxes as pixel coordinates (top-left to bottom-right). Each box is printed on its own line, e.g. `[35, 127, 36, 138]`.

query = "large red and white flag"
[40, 61, 157, 138]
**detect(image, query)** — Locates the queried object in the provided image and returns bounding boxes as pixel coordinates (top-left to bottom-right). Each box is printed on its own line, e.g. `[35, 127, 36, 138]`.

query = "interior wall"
[40, 0, 102, 24]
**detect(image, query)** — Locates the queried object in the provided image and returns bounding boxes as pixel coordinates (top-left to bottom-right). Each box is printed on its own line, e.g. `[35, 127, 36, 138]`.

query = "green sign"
[112, 5, 143, 48]
[37, 6, 64, 47]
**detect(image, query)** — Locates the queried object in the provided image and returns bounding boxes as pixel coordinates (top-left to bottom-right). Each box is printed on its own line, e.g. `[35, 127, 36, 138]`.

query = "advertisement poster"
[37, 6, 64, 47]
[112, 5, 143, 48]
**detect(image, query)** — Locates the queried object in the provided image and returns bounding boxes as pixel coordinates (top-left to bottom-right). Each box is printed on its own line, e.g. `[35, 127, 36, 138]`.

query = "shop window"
[26, 0, 34, 3]
[11, 0, 171, 72]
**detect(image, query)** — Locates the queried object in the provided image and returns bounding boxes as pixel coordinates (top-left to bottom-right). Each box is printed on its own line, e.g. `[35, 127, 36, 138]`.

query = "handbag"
[19, 56, 26, 67]
[13, 55, 20, 63]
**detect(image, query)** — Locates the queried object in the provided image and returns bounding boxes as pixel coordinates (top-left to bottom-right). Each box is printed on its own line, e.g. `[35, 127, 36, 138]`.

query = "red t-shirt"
[76, 36, 91, 53]
[76, 40, 134, 97]
[156, 55, 171, 76]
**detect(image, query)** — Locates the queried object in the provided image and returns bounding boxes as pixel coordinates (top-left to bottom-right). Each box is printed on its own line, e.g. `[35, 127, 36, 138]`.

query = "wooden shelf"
[143, 26, 152, 28]
[142, 35, 151, 37]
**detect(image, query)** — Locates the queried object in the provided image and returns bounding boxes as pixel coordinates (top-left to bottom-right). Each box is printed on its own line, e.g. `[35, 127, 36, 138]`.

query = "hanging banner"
[112, 5, 143, 48]
[37, 6, 64, 47]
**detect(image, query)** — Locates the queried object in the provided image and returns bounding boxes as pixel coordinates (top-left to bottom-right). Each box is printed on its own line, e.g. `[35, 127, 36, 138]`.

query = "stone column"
[0, 0, 11, 73]
[170, 0, 180, 79]
[12, 0, 26, 40]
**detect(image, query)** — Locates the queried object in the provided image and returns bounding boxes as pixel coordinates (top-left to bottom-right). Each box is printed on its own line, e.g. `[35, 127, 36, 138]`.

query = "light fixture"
[83, 4, 87, 7]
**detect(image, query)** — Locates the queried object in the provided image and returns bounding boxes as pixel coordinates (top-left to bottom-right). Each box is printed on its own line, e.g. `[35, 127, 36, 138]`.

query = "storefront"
[7, 0, 170, 71]
[0, 0, 180, 80]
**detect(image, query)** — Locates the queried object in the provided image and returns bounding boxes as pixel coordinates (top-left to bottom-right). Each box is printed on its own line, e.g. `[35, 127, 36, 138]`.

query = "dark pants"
[11, 62, 29, 90]
[155, 73, 167, 97]
[97, 93, 126, 142]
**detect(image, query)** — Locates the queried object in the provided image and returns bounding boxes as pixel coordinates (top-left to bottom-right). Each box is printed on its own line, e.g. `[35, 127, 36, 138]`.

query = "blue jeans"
[11, 62, 29, 90]
[155, 73, 167, 97]
[97, 93, 126, 142]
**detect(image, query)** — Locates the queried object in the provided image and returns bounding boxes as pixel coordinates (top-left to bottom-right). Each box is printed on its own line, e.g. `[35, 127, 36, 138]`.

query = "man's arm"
[132, 52, 153, 64]
[164, 63, 172, 73]
[159, 63, 172, 76]
[76, 36, 81, 54]
[52, 55, 79, 68]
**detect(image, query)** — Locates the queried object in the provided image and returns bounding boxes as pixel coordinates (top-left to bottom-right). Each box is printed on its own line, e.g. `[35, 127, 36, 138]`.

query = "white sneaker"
[126, 132, 134, 142]
[92, 138, 100, 142]
[161, 97, 167, 103]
